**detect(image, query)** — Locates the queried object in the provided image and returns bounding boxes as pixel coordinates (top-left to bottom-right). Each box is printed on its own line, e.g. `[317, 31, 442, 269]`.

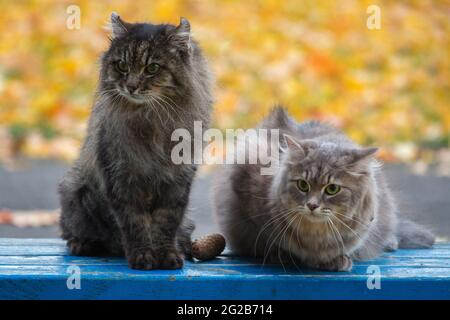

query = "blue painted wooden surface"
[0, 238, 449, 300]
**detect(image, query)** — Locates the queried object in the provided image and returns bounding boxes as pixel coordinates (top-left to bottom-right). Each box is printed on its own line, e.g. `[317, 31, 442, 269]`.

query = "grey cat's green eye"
[145, 63, 160, 75]
[324, 184, 341, 195]
[116, 60, 128, 73]
[297, 179, 310, 193]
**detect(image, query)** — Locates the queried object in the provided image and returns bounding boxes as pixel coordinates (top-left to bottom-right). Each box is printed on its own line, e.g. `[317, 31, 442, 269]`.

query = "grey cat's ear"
[347, 147, 378, 164]
[169, 17, 192, 53]
[344, 147, 378, 176]
[110, 12, 131, 38]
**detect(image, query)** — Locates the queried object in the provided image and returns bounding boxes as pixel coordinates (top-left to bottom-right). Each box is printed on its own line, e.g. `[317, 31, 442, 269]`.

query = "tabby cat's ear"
[110, 12, 131, 38]
[262, 106, 294, 130]
[282, 134, 302, 152]
[169, 17, 192, 53]
[282, 135, 316, 157]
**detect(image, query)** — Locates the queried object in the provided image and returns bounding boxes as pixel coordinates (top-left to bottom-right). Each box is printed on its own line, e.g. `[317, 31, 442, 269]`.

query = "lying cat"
[214, 107, 434, 271]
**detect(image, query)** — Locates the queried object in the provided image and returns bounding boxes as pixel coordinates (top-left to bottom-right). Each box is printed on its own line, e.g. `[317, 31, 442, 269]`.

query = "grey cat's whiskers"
[261, 220, 286, 267]
[277, 215, 295, 271]
[330, 219, 346, 255]
[289, 215, 306, 272]
[257, 212, 289, 263]
[254, 208, 293, 257]
[295, 215, 304, 249]
[261, 211, 296, 267]
[225, 211, 287, 233]
[332, 211, 387, 244]
[331, 215, 384, 251]
[283, 215, 303, 272]
[331, 215, 368, 244]
[253, 212, 286, 253]
[327, 218, 345, 256]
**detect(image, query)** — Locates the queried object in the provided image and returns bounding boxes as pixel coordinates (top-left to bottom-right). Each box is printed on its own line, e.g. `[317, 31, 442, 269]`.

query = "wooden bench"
[0, 238, 449, 299]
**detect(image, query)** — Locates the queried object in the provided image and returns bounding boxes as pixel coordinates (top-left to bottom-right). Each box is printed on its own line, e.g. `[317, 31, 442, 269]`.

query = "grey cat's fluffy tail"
[397, 220, 435, 249]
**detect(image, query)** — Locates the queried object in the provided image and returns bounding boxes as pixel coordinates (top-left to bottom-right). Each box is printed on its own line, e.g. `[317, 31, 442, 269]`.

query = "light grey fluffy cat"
[214, 107, 434, 271]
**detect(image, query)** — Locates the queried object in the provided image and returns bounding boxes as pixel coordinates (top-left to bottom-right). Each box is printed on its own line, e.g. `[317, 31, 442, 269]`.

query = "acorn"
[191, 233, 226, 261]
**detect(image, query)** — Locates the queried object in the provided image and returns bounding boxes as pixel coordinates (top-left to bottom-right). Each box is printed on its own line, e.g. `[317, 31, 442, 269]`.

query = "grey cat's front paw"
[127, 249, 157, 270]
[384, 236, 399, 252]
[318, 255, 353, 272]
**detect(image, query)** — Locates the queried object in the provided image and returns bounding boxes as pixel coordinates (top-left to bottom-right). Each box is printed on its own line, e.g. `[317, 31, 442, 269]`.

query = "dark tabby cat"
[59, 13, 213, 270]
[214, 107, 434, 271]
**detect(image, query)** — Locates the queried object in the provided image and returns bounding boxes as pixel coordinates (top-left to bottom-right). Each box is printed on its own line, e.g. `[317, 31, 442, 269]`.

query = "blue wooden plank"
[1, 275, 449, 300]
[1, 255, 450, 268]
[1, 246, 450, 260]
[0, 238, 449, 300]
[0, 239, 64, 245]
[0, 245, 67, 256]
[1, 261, 450, 279]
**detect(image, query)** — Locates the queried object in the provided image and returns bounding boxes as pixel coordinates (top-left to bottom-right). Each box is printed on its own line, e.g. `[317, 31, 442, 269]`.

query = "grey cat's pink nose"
[307, 203, 319, 211]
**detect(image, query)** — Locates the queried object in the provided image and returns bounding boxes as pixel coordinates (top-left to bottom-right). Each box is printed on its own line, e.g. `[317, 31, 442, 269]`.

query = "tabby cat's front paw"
[318, 255, 353, 272]
[67, 238, 106, 256]
[67, 238, 86, 256]
[155, 249, 184, 270]
[127, 249, 157, 270]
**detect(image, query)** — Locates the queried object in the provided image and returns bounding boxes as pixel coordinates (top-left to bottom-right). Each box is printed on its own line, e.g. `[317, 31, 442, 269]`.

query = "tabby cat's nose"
[127, 85, 139, 94]
[307, 203, 319, 211]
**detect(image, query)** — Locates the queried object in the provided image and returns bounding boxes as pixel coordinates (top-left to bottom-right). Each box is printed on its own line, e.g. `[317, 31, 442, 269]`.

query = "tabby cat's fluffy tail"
[397, 220, 435, 249]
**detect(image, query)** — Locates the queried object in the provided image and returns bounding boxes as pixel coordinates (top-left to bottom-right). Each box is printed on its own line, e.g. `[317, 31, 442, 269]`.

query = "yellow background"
[0, 0, 448, 163]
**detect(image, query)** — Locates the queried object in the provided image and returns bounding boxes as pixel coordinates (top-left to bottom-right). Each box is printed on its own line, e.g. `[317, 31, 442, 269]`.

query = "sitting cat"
[214, 107, 434, 271]
[59, 13, 213, 270]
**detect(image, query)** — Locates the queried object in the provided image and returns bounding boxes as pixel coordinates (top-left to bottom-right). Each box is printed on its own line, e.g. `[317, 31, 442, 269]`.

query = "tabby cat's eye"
[297, 179, 310, 193]
[145, 63, 160, 75]
[324, 184, 341, 195]
[116, 60, 129, 73]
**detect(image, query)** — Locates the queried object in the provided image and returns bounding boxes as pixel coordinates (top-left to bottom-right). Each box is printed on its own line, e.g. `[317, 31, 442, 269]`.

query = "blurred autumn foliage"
[0, 0, 449, 164]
